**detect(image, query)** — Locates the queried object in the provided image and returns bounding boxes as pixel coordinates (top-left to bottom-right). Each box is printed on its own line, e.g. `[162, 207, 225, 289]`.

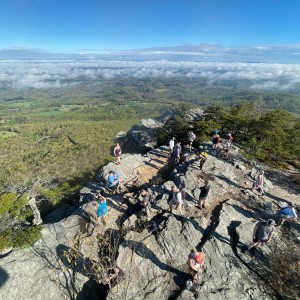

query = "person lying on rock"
[197, 178, 210, 209]
[139, 189, 151, 218]
[278, 202, 298, 225]
[247, 219, 275, 252]
[94, 191, 108, 225]
[187, 248, 205, 282]
[168, 185, 183, 215]
[107, 171, 121, 194]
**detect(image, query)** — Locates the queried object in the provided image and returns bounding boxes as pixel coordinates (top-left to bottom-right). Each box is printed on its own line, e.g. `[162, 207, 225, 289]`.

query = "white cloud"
[0, 60, 300, 91]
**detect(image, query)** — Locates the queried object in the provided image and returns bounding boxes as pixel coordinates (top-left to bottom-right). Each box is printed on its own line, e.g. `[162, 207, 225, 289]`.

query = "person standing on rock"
[197, 178, 210, 209]
[187, 248, 205, 282]
[95, 191, 108, 225]
[114, 143, 122, 165]
[252, 170, 265, 196]
[168, 137, 175, 157]
[174, 141, 182, 164]
[198, 151, 208, 170]
[169, 185, 183, 215]
[247, 219, 275, 252]
[188, 131, 196, 151]
[212, 131, 220, 150]
[139, 189, 151, 218]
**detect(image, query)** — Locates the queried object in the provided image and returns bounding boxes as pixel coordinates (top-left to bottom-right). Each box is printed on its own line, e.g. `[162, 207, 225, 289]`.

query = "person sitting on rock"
[278, 202, 298, 225]
[197, 178, 210, 209]
[252, 170, 265, 196]
[247, 219, 275, 252]
[168, 185, 183, 215]
[107, 171, 120, 194]
[188, 131, 196, 151]
[187, 248, 205, 282]
[139, 189, 151, 218]
[114, 143, 122, 165]
[198, 151, 208, 170]
[95, 191, 108, 225]
[106, 266, 121, 285]
[174, 141, 182, 164]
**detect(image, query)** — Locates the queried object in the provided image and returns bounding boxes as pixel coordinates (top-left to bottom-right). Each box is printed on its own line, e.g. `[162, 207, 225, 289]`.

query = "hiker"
[95, 191, 108, 225]
[197, 178, 210, 209]
[169, 185, 183, 215]
[114, 143, 122, 165]
[188, 131, 196, 151]
[174, 141, 182, 164]
[187, 248, 205, 282]
[106, 266, 121, 284]
[212, 132, 221, 150]
[278, 202, 298, 225]
[221, 140, 231, 159]
[228, 133, 234, 143]
[139, 189, 151, 218]
[198, 151, 208, 170]
[252, 170, 265, 196]
[107, 171, 120, 194]
[169, 137, 175, 157]
[247, 219, 275, 252]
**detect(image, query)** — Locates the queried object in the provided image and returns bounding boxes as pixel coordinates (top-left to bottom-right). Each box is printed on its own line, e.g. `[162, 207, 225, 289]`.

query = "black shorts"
[253, 237, 268, 243]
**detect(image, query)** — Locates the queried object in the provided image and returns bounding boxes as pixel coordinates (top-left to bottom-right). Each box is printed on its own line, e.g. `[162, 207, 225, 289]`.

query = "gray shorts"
[169, 199, 182, 206]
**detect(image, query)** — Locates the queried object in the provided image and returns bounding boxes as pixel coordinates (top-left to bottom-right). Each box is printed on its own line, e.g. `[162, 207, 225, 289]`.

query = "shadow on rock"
[124, 239, 189, 286]
[0, 267, 9, 288]
[56, 244, 94, 276]
[76, 277, 107, 300]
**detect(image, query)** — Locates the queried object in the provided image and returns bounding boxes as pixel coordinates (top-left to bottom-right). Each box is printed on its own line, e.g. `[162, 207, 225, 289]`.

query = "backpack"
[256, 222, 273, 240]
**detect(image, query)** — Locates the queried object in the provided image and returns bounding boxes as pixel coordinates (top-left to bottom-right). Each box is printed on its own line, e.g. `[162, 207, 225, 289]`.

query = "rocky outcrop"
[127, 108, 204, 153]
[0, 124, 299, 300]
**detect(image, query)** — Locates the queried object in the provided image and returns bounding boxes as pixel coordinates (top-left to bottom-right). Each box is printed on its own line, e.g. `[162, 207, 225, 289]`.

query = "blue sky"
[0, 0, 299, 52]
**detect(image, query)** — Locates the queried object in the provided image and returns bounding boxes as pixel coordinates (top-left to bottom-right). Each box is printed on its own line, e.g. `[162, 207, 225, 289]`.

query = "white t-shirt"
[169, 139, 175, 149]
[172, 191, 182, 203]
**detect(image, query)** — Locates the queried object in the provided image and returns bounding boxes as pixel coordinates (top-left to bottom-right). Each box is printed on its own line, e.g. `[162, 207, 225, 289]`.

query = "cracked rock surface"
[0, 142, 299, 300]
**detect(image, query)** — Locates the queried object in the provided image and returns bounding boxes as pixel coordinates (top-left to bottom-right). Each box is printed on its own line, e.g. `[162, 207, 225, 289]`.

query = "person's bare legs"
[247, 241, 261, 251]
[177, 202, 183, 215]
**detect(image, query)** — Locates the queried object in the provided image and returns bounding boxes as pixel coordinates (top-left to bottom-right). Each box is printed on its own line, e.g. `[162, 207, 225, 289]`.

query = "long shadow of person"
[0, 267, 9, 288]
[124, 240, 189, 286]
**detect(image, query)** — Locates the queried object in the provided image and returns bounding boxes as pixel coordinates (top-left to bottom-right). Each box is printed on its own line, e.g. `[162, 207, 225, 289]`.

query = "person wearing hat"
[247, 219, 275, 252]
[187, 248, 205, 282]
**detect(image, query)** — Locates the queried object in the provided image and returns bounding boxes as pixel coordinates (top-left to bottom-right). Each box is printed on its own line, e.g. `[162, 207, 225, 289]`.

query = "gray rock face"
[127, 108, 204, 153]
[1, 138, 298, 300]
[0, 210, 90, 300]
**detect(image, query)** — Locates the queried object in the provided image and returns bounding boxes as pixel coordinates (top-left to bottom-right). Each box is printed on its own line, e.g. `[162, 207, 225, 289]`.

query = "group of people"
[90, 132, 298, 286]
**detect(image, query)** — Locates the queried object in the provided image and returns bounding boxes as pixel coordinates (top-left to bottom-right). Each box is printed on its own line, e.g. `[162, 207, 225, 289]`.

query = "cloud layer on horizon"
[0, 60, 300, 91]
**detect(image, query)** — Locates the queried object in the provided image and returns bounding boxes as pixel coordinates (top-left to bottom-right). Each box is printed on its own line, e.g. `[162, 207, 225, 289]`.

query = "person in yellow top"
[199, 151, 208, 170]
